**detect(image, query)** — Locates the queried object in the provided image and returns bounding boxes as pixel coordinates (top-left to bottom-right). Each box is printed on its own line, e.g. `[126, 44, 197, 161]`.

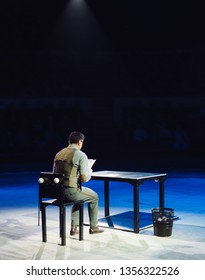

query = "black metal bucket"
[152, 208, 174, 237]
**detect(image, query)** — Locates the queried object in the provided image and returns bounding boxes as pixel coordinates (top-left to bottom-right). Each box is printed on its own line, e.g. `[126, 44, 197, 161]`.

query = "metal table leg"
[104, 180, 110, 217]
[159, 177, 166, 208]
[133, 183, 140, 233]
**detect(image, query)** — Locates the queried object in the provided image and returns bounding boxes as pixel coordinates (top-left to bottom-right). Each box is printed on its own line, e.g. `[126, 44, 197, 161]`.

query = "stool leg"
[59, 206, 63, 238]
[60, 206, 66, 246]
[41, 205, 47, 242]
[79, 204, 84, 241]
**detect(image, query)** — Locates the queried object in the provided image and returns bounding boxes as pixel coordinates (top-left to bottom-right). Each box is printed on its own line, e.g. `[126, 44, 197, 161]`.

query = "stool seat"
[42, 198, 85, 206]
[38, 172, 86, 246]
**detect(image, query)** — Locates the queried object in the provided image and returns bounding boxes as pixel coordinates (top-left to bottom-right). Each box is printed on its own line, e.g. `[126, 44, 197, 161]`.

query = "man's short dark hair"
[69, 131, 85, 144]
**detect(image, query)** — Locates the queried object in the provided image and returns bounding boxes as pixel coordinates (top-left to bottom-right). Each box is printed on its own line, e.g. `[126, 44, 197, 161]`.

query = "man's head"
[69, 131, 85, 149]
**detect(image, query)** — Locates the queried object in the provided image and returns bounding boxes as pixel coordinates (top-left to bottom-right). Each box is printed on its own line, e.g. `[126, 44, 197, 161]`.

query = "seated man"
[53, 131, 104, 235]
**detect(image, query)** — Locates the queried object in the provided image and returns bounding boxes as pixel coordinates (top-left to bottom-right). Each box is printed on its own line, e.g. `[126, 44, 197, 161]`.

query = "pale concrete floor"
[0, 171, 205, 260]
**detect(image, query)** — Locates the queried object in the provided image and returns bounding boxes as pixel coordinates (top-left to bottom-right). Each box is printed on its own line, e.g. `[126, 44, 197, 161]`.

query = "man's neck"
[69, 143, 80, 150]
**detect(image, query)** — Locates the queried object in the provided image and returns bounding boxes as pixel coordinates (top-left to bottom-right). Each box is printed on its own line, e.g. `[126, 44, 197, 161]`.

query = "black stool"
[38, 172, 86, 246]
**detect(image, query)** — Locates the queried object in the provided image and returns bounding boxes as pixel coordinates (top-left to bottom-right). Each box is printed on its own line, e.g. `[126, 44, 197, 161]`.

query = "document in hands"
[88, 159, 96, 169]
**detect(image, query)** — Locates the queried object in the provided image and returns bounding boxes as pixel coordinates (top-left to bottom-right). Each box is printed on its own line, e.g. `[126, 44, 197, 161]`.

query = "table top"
[91, 170, 167, 181]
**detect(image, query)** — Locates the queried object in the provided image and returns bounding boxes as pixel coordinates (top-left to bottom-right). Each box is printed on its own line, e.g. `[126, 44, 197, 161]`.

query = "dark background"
[1, 0, 205, 171]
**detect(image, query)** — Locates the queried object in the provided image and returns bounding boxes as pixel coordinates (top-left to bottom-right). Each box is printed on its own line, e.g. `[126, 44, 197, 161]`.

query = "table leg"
[133, 184, 139, 233]
[159, 178, 165, 208]
[104, 180, 110, 217]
